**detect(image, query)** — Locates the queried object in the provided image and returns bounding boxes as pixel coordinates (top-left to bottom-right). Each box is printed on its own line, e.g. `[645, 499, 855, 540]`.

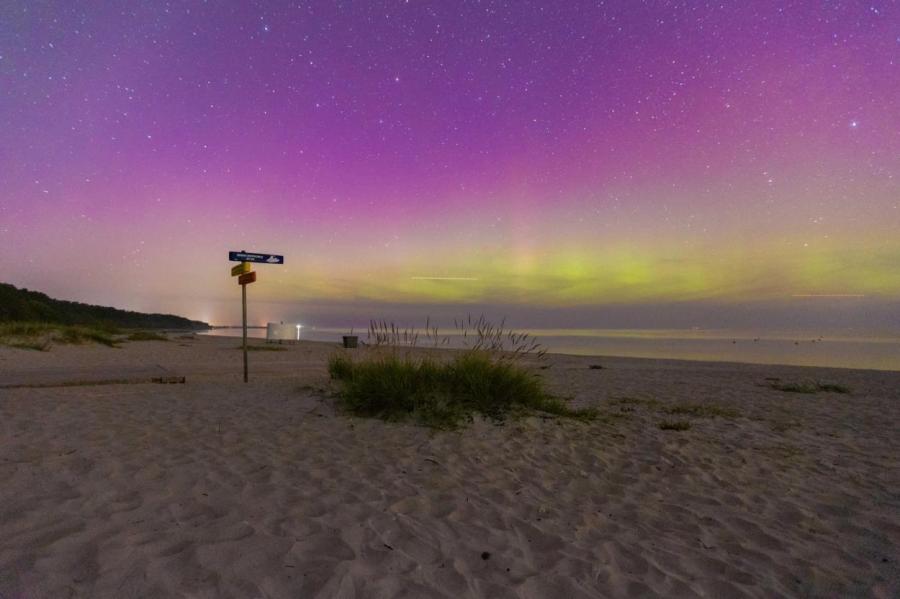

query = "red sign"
[238, 271, 257, 285]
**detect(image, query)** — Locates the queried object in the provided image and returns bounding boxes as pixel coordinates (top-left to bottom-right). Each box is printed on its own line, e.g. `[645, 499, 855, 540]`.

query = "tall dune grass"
[366, 314, 546, 359]
[331, 317, 592, 429]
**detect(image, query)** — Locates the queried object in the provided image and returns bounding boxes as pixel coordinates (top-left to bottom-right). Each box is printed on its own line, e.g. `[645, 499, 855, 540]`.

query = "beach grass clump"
[58, 325, 119, 347]
[0, 322, 119, 349]
[126, 330, 168, 341]
[770, 381, 819, 394]
[328, 354, 355, 380]
[664, 403, 740, 418]
[658, 420, 692, 431]
[0, 322, 49, 338]
[770, 380, 851, 395]
[328, 350, 595, 429]
[815, 382, 851, 394]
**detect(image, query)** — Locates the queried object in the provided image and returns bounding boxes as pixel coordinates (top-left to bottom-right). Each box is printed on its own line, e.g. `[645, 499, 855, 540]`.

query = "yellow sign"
[231, 262, 251, 277]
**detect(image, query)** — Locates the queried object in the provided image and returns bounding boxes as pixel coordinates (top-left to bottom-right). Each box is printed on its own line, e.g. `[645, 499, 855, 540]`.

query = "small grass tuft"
[816, 382, 851, 394]
[770, 381, 851, 395]
[126, 331, 168, 341]
[770, 381, 819, 394]
[328, 351, 595, 429]
[658, 420, 691, 431]
[664, 403, 740, 418]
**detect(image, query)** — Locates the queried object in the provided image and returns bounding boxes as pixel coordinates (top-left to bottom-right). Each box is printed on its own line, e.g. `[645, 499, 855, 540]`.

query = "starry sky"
[1, 1, 898, 330]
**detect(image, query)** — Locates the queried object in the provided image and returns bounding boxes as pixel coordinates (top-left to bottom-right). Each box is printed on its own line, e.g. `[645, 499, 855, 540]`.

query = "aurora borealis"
[1, 1, 898, 329]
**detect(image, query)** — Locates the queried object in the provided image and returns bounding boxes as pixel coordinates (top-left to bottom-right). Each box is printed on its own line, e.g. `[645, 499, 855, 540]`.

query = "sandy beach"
[1, 334, 898, 598]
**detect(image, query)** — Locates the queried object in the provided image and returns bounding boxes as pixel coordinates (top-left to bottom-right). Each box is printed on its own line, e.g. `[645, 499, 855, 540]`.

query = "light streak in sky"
[411, 277, 480, 281]
[791, 294, 867, 298]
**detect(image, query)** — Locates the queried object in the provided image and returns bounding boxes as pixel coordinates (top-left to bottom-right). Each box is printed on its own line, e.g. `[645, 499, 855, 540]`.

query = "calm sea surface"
[201, 327, 900, 371]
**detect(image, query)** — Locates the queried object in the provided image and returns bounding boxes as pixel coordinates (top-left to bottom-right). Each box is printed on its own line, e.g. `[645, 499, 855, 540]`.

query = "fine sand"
[1, 334, 898, 598]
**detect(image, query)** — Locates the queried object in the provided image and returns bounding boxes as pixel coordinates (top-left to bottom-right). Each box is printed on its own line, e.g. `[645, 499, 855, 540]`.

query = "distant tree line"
[0, 283, 209, 330]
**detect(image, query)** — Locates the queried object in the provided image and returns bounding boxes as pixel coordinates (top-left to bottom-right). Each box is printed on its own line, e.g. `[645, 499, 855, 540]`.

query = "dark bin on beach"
[343, 335, 358, 349]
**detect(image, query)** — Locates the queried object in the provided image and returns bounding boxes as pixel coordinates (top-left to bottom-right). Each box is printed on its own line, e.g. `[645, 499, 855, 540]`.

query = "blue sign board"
[229, 251, 284, 264]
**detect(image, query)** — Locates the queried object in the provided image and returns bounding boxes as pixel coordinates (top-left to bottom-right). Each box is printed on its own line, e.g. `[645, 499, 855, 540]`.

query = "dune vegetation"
[327, 318, 595, 429]
[0, 322, 120, 351]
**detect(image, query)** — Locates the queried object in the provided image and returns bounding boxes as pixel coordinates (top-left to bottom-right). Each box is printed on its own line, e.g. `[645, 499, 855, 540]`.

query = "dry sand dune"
[1, 334, 898, 597]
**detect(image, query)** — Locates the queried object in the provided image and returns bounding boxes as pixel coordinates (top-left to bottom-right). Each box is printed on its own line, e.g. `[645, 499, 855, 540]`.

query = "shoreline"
[199, 330, 900, 373]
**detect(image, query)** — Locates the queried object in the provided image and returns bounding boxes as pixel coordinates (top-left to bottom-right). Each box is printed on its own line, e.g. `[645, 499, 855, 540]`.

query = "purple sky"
[1, 1, 898, 330]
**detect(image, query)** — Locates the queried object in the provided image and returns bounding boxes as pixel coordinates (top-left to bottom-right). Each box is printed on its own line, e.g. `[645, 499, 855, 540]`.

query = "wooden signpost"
[229, 250, 284, 382]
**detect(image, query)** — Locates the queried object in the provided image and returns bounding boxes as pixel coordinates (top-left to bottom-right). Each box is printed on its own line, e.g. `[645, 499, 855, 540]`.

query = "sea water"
[201, 327, 900, 371]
